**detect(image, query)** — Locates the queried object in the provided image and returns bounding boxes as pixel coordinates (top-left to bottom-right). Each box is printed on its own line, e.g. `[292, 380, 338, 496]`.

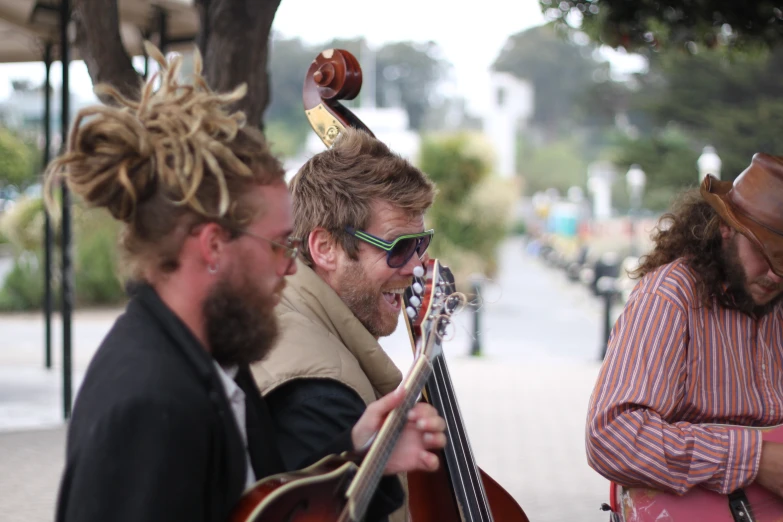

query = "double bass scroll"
[303, 49, 374, 148]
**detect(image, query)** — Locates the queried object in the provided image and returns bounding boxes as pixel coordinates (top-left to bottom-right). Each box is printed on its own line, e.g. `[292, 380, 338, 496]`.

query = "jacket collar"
[128, 282, 251, 500]
[281, 259, 403, 395]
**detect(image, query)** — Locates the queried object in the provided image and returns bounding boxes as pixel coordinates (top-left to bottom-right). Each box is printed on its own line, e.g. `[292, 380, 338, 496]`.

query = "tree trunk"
[72, 0, 281, 129]
[196, 0, 282, 129]
[72, 0, 142, 103]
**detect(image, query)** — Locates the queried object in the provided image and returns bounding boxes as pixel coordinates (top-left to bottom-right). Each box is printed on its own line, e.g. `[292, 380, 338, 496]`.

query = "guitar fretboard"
[344, 354, 434, 521]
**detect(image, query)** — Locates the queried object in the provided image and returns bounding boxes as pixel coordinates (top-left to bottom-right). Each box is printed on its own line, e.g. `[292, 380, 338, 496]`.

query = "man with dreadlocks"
[586, 153, 783, 500]
[49, 43, 446, 522]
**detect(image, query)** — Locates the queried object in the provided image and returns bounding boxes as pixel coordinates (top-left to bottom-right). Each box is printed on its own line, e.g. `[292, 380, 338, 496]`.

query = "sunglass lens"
[388, 237, 419, 268]
[416, 234, 431, 257]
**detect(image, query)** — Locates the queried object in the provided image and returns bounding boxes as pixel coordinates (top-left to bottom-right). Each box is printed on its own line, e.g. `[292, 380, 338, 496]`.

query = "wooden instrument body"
[230, 455, 355, 522]
[408, 467, 530, 521]
[610, 424, 783, 522]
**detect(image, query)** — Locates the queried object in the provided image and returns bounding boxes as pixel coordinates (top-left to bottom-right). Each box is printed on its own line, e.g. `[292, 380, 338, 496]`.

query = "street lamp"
[626, 164, 646, 255]
[698, 145, 722, 182]
[587, 161, 616, 220]
[626, 164, 646, 211]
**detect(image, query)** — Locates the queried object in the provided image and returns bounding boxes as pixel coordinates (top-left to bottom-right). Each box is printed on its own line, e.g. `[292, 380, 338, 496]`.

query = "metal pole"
[600, 291, 612, 360]
[43, 42, 53, 370]
[629, 192, 640, 257]
[143, 38, 149, 80]
[60, 0, 73, 420]
[157, 8, 168, 53]
[470, 278, 482, 356]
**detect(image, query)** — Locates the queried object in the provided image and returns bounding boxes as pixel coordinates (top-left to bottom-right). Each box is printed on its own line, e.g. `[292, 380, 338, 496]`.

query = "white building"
[482, 71, 534, 178]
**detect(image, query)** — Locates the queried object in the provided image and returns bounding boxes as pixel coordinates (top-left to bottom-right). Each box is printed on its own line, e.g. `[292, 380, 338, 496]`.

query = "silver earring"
[208, 264, 218, 275]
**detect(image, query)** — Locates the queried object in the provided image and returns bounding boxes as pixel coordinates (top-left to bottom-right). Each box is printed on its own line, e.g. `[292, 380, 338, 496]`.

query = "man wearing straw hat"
[586, 153, 783, 499]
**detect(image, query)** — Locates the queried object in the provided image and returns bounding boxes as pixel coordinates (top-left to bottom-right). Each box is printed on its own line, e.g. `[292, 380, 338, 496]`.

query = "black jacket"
[55, 284, 376, 522]
[267, 379, 405, 522]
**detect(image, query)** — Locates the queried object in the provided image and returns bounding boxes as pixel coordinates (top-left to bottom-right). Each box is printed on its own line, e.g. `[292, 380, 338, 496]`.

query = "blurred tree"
[542, 0, 783, 52]
[520, 137, 590, 195]
[628, 46, 783, 180]
[608, 127, 701, 211]
[10, 79, 37, 92]
[375, 41, 447, 130]
[419, 132, 513, 281]
[493, 24, 611, 138]
[0, 128, 36, 197]
[264, 36, 318, 152]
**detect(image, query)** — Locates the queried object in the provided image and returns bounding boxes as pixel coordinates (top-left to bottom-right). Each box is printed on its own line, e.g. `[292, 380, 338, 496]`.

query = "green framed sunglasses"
[345, 226, 434, 268]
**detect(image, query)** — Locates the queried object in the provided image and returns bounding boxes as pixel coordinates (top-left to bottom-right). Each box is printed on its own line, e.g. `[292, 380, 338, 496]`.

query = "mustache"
[381, 278, 413, 293]
[756, 281, 783, 292]
[757, 279, 782, 291]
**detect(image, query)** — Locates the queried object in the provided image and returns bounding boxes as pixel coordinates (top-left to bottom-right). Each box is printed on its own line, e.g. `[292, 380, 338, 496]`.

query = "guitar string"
[413, 280, 485, 521]
[433, 292, 493, 521]
[409, 277, 492, 521]
[353, 360, 434, 518]
[730, 497, 782, 510]
[432, 355, 493, 521]
[428, 358, 480, 521]
[353, 306, 461, 517]
[430, 354, 493, 521]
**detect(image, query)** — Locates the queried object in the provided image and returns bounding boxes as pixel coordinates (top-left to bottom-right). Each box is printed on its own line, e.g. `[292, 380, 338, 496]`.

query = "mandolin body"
[230, 455, 356, 522]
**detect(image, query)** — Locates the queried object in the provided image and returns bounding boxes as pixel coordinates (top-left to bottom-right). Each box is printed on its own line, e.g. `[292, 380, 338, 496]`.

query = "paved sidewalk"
[0, 238, 612, 522]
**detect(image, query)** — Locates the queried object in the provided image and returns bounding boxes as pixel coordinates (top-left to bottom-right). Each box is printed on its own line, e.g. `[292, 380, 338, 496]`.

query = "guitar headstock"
[403, 259, 460, 360]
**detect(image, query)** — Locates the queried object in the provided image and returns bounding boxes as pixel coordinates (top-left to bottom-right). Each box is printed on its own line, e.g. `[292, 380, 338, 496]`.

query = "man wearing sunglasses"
[251, 127, 437, 522]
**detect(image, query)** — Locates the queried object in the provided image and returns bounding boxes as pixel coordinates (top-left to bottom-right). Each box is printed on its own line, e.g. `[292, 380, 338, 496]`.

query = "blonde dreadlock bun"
[44, 41, 254, 224]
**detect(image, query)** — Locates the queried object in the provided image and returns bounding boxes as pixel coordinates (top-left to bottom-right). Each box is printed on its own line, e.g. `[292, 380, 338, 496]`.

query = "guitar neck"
[343, 354, 434, 521]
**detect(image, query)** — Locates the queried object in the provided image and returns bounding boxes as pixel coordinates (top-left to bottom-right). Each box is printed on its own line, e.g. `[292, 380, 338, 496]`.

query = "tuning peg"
[412, 282, 423, 294]
[413, 266, 424, 277]
[406, 307, 417, 319]
[409, 296, 421, 307]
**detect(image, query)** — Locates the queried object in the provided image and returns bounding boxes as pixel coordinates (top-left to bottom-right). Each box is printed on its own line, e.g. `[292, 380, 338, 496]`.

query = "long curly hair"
[631, 189, 730, 309]
[43, 42, 284, 281]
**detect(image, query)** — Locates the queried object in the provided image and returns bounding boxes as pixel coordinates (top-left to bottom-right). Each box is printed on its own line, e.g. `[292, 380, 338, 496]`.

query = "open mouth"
[382, 288, 405, 311]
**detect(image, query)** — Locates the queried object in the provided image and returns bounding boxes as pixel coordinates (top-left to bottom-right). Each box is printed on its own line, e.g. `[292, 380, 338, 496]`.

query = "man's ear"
[719, 223, 735, 241]
[309, 227, 339, 272]
[196, 222, 231, 271]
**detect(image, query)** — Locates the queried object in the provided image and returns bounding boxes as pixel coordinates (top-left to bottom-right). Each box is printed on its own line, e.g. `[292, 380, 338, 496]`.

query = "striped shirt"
[586, 258, 783, 495]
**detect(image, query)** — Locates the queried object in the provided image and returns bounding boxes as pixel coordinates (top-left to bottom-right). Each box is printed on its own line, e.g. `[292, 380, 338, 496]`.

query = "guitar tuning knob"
[413, 266, 424, 277]
[406, 307, 417, 319]
[412, 282, 423, 294]
[409, 296, 421, 307]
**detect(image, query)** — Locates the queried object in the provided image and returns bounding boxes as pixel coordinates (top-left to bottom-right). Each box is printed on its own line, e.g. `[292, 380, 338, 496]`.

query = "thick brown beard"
[337, 259, 409, 338]
[722, 237, 783, 318]
[204, 275, 279, 367]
